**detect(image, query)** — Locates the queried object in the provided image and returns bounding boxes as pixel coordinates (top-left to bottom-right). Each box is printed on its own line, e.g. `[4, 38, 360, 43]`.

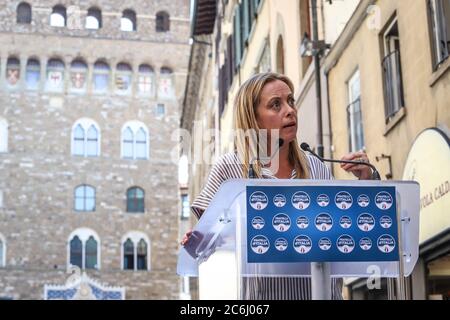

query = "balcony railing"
[382, 50, 405, 121]
[428, 0, 450, 69]
[346, 97, 365, 152]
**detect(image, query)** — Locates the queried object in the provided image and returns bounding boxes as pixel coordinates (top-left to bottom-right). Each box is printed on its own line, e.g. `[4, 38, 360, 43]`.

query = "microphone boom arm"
[301, 143, 381, 180]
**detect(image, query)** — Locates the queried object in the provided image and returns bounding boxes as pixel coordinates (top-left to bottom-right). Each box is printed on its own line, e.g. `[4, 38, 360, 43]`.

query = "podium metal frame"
[178, 179, 420, 300]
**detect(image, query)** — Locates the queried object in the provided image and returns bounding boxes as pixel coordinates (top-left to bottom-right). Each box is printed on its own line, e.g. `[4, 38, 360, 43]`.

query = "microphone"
[249, 138, 284, 178]
[300, 142, 381, 180]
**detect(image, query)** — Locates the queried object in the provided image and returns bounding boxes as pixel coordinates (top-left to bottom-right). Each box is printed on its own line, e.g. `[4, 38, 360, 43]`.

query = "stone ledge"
[384, 107, 407, 136]
[429, 57, 450, 87]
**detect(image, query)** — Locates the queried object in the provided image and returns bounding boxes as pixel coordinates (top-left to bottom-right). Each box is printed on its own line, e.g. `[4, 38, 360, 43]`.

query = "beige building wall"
[325, 0, 450, 299]
[325, 0, 450, 180]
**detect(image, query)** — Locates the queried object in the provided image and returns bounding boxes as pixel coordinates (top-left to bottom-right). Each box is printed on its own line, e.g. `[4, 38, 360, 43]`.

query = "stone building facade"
[0, 0, 190, 299]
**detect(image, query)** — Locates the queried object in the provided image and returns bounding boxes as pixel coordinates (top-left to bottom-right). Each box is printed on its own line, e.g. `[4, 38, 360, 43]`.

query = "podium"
[177, 179, 420, 300]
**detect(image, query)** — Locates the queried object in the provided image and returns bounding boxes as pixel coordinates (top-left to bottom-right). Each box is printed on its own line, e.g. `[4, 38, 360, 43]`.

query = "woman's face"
[255, 79, 297, 144]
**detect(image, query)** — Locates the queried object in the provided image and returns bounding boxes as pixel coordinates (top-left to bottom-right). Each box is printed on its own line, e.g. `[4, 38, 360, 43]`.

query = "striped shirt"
[191, 152, 343, 300]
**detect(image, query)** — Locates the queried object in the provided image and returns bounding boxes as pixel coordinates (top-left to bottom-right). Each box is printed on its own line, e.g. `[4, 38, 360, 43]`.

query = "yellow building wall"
[327, 0, 450, 180]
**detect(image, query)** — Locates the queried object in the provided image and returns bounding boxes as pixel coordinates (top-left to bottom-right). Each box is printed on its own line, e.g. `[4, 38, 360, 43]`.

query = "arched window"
[122, 127, 133, 157]
[138, 64, 154, 95]
[74, 185, 95, 212]
[69, 236, 82, 268]
[26, 58, 40, 90]
[122, 232, 150, 271]
[86, 7, 102, 29]
[70, 59, 87, 92]
[68, 228, 100, 270]
[17, 2, 32, 24]
[135, 128, 147, 159]
[158, 67, 174, 99]
[6, 57, 20, 87]
[0, 233, 5, 267]
[276, 36, 285, 74]
[85, 236, 98, 269]
[123, 239, 134, 270]
[156, 11, 170, 32]
[160, 67, 172, 74]
[115, 62, 132, 94]
[46, 58, 65, 92]
[121, 121, 149, 159]
[86, 125, 98, 155]
[121, 9, 136, 31]
[137, 239, 147, 270]
[93, 60, 110, 93]
[126, 187, 145, 213]
[50, 5, 66, 27]
[71, 119, 101, 157]
[156, 103, 165, 117]
[0, 118, 8, 153]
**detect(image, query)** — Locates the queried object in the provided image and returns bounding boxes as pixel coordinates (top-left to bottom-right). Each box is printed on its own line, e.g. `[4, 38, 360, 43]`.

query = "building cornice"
[181, 39, 208, 131]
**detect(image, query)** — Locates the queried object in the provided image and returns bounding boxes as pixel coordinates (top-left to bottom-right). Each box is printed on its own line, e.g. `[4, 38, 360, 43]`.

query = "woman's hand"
[340, 150, 372, 180]
[180, 229, 193, 246]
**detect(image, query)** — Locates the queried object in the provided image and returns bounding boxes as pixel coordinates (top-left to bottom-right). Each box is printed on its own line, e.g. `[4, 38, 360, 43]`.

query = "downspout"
[324, 68, 334, 176]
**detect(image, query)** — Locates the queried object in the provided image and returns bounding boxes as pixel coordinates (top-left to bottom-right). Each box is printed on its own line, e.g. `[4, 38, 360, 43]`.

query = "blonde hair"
[234, 72, 310, 179]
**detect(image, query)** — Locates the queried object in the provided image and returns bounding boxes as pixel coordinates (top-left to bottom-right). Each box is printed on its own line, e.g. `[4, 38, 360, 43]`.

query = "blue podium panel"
[177, 179, 419, 279]
[247, 186, 399, 263]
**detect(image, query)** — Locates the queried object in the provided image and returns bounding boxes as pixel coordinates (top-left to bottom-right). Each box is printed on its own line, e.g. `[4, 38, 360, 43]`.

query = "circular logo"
[249, 191, 268, 210]
[359, 237, 373, 251]
[380, 216, 393, 229]
[317, 194, 330, 207]
[272, 214, 291, 232]
[273, 194, 287, 207]
[315, 213, 333, 232]
[339, 216, 352, 229]
[337, 235, 355, 254]
[250, 235, 270, 254]
[335, 191, 353, 210]
[357, 194, 370, 207]
[291, 192, 311, 210]
[357, 213, 375, 232]
[251, 216, 265, 230]
[296, 216, 309, 229]
[377, 235, 396, 253]
[275, 238, 288, 252]
[375, 191, 394, 210]
[318, 238, 332, 251]
[293, 235, 312, 254]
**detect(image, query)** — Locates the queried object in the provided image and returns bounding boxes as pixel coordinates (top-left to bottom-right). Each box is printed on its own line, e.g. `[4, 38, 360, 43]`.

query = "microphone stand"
[301, 142, 380, 300]
[248, 139, 284, 178]
[301, 143, 381, 180]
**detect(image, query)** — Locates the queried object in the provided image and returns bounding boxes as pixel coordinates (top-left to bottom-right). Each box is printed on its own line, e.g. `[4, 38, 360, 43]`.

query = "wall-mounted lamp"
[299, 32, 330, 58]
[190, 36, 212, 46]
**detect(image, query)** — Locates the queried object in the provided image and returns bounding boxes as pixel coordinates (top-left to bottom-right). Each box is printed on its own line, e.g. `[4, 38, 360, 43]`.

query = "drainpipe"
[311, 0, 324, 159]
